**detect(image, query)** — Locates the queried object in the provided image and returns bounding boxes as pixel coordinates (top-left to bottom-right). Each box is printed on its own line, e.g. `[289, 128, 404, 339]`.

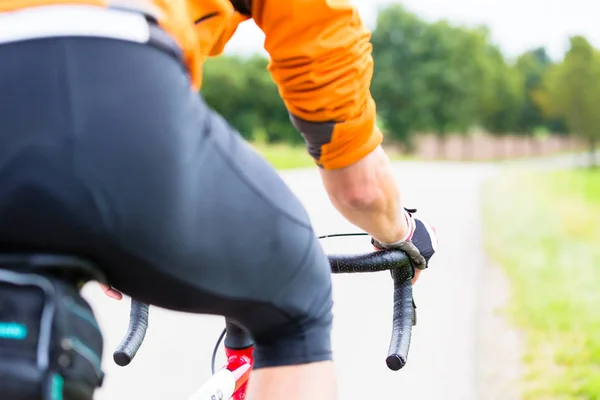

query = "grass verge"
[483, 168, 600, 399]
[250, 141, 414, 170]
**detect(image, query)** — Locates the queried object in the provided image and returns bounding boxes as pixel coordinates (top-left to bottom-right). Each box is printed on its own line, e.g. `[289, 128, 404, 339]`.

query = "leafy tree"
[535, 36, 600, 166]
[242, 56, 301, 144]
[371, 6, 523, 156]
[201, 56, 254, 139]
[419, 22, 493, 156]
[515, 47, 554, 135]
[479, 45, 525, 137]
[370, 5, 432, 149]
[201, 55, 300, 144]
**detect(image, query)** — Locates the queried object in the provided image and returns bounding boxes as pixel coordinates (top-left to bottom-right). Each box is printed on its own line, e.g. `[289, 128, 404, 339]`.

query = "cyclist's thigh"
[0, 37, 333, 368]
[85, 42, 334, 368]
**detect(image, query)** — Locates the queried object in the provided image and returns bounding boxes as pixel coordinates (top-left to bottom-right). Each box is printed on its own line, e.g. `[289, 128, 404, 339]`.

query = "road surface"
[85, 160, 500, 400]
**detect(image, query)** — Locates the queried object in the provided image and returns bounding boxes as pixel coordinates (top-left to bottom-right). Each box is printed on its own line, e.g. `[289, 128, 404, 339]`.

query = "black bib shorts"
[0, 35, 333, 369]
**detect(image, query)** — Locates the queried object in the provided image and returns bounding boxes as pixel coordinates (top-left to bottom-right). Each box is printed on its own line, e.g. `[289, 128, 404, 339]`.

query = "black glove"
[372, 208, 437, 271]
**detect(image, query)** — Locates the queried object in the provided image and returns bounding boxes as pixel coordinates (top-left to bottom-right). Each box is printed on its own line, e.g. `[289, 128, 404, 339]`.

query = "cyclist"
[0, 1, 437, 400]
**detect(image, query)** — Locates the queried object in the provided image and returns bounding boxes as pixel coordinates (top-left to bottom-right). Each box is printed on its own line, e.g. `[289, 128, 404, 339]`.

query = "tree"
[371, 6, 519, 157]
[370, 5, 432, 149]
[535, 36, 600, 166]
[515, 47, 553, 134]
[242, 56, 301, 144]
[514, 47, 566, 156]
[419, 22, 493, 157]
[201, 55, 300, 144]
[478, 45, 526, 158]
[201, 56, 254, 139]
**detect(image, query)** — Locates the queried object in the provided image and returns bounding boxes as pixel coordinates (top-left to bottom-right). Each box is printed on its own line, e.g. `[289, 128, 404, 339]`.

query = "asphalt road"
[85, 160, 500, 400]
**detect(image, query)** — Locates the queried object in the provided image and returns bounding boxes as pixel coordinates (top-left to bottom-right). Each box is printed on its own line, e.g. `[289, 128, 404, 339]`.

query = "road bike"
[112, 233, 417, 400]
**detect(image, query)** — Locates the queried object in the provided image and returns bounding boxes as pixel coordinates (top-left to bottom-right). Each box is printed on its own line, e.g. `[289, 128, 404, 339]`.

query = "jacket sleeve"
[186, 0, 249, 59]
[251, 0, 383, 169]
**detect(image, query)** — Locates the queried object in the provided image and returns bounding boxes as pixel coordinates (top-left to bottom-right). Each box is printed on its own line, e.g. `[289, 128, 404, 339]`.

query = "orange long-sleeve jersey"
[0, 0, 383, 169]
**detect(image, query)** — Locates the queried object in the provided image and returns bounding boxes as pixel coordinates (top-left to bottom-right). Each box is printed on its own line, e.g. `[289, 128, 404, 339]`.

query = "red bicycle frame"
[224, 345, 254, 399]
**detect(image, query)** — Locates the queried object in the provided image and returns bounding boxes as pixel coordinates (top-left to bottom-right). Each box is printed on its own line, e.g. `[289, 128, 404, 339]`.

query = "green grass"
[250, 141, 414, 170]
[483, 168, 600, 399]
[250, 142, 316, 170]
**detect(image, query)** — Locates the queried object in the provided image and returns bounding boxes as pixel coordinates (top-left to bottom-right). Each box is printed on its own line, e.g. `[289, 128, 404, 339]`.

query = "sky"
[224, 0, 599, 61]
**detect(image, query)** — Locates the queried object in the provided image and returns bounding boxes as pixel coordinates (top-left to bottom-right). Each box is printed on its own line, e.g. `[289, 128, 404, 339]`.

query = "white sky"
[224, 0, 599, 61]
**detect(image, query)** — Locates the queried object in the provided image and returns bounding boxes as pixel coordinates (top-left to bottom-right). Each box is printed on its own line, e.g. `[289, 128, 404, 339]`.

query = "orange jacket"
[0, 0, 383, 169]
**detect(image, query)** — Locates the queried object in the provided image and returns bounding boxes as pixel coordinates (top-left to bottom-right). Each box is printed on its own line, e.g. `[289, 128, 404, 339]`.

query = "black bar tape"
[385, 270, 414, 371]
[113, 299, 149, 366]
[329, 249, 414, 371]
[329, 249, 412, 277]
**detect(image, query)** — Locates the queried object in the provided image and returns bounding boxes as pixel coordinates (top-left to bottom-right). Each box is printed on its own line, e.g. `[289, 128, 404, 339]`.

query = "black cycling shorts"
[0, 36, 333, 369]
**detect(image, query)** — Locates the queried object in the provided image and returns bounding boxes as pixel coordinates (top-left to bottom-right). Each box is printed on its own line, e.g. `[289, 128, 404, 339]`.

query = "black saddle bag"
[0, 268, 104, 400]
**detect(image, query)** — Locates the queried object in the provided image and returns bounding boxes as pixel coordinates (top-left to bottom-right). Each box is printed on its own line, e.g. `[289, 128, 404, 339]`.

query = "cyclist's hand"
[372, 208, 438, 285]
[98, 282, 123, 300]
[410, 268, 423, 285]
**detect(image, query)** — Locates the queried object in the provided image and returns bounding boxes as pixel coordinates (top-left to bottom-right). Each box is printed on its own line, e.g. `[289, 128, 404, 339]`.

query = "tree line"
[201, 5, 600, 160]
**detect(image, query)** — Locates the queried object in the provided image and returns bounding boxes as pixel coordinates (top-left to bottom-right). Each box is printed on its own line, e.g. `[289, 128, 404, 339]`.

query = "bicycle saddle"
[0, 253, 108, 286]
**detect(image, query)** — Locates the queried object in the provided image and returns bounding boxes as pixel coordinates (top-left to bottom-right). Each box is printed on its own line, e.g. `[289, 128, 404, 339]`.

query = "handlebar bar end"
[113, 351, 133, 367]
[385, 354, 406, 371]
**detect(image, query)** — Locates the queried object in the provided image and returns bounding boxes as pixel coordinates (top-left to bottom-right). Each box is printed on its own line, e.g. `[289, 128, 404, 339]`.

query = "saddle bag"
[0, 269, 104, 400]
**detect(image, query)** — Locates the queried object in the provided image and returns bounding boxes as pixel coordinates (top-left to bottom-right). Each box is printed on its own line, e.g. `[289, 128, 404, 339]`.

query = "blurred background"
[215, 0, 599, 166]
[89, 1, 599, 400]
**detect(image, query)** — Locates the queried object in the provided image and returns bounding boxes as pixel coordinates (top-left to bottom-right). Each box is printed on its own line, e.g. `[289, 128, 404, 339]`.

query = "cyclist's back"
[0, 2, 336, 399]
[0, 0, 256, 92]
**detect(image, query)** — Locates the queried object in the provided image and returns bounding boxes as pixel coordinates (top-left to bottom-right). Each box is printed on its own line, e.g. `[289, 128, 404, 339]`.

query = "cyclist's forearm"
[319, 146, 409, 244]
